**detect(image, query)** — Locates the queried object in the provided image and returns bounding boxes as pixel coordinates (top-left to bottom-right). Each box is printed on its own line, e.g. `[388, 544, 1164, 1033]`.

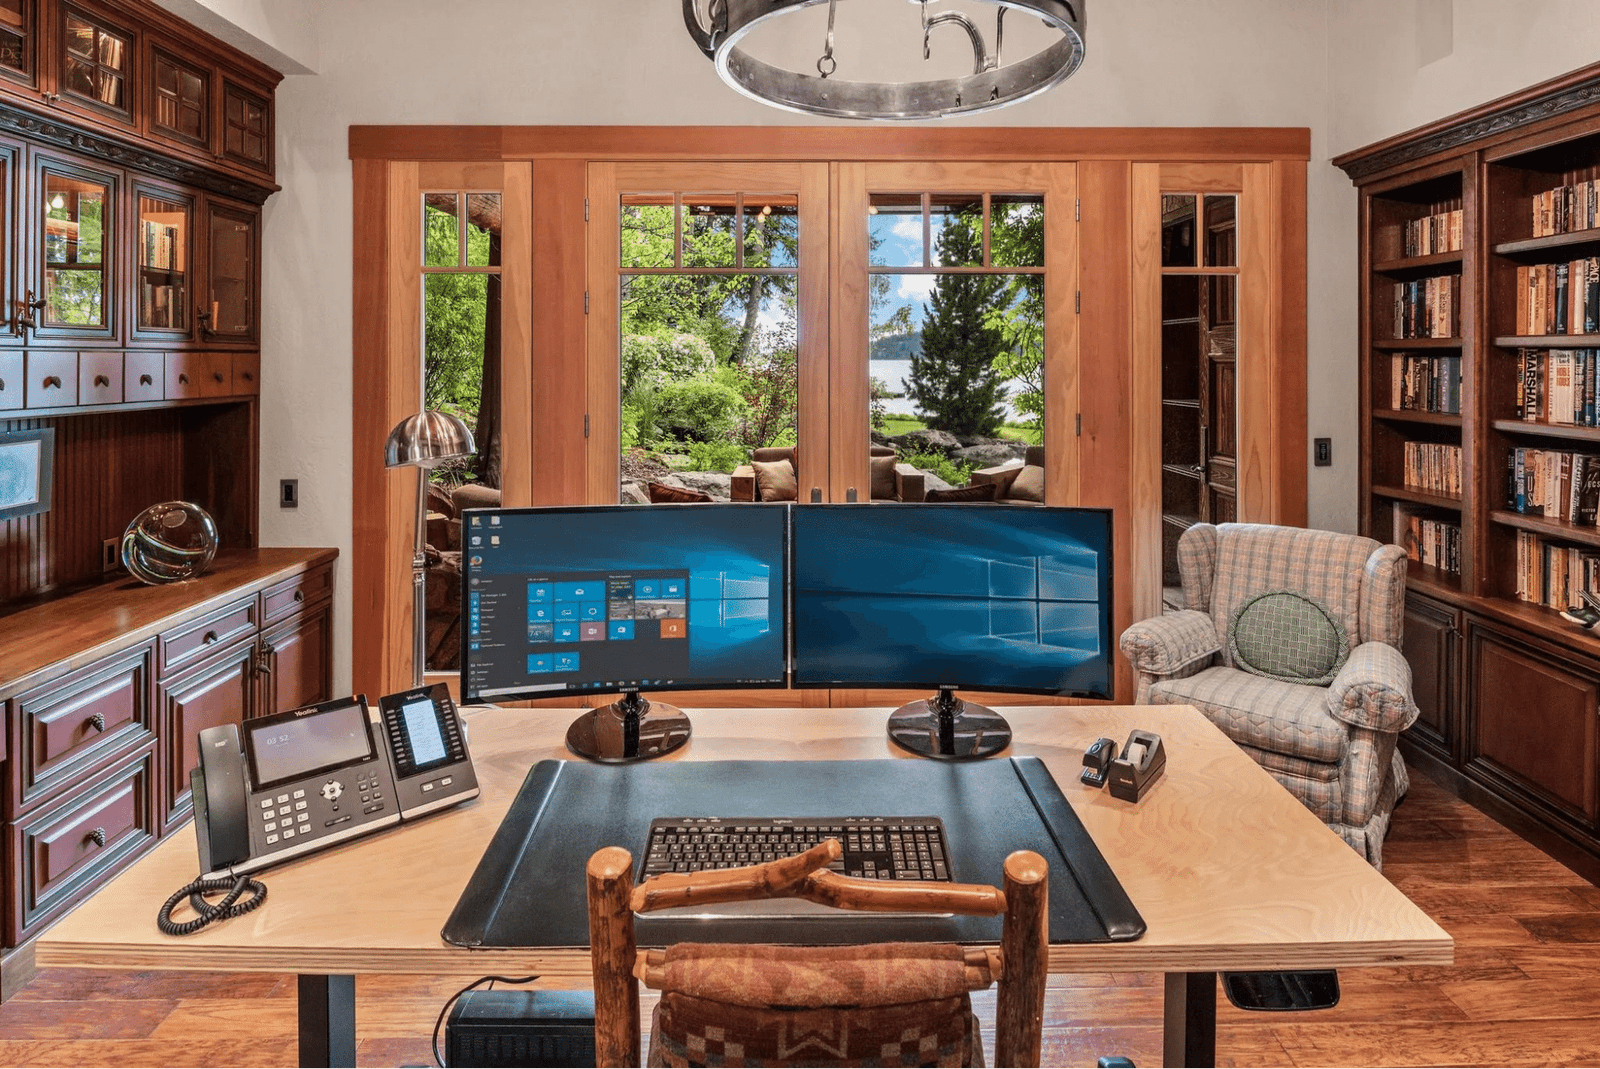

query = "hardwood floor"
[0, 768, 1595, 1067]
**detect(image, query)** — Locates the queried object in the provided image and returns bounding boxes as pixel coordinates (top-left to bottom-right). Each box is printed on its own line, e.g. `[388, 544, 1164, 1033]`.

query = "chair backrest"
[586, 840, 1048, 1068]
[1178, 522, 1407, 654]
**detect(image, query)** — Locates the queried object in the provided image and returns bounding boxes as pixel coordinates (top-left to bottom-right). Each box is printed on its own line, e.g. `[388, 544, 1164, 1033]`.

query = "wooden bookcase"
[1337, 61, 1600, 876]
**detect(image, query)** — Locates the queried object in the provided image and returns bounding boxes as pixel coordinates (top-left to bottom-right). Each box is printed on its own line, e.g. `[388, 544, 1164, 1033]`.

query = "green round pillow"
[1227, 590, 1350, 686]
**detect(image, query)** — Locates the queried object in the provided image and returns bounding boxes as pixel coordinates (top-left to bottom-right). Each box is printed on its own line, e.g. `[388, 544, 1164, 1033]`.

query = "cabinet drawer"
[163, 352, 229, 399]
[231, 352, 259, 396]
[79, 351, 123, 405]
[25, 352, 77, 408]
[0, 351, 20, 410]
[159, 595, 257, 675]
[9, 745, 156, 946]
[11, 643, 155, 815]
[261, 562, 333, 625]
[124, 351, 163, 402]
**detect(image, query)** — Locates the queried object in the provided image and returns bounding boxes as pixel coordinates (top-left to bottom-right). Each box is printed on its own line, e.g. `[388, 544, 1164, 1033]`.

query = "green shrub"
[653, 379, 748, 443]
[687, 440, 749, 473]
[620, 330, 717, 398]
[901, 450, 975, 488]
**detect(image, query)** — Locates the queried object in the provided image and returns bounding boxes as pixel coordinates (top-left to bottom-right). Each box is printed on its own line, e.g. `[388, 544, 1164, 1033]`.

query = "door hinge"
[1074, 197, 1080, 221]
[584, 414, 590, 438]
[584, 197, 590, 222]
[584, 292, 590, 314]
[1075, 413, 1082, 436]
[1075, 290, 1081, 314]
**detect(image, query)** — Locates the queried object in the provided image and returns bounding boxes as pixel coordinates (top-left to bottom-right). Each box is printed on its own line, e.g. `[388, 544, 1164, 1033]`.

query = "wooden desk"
[36, 704, 1451, 1067]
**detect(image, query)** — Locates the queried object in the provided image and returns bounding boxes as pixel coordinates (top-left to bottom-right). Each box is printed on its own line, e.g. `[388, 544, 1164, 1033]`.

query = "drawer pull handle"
[242, 370, 254, 382]
[294, 590, 305, 603]
[88, 827, 106, 848]
[93, 374, 109, 387]
[0, 377, 5, 390]
[202, 629, 219, 645]
[178, 373, 190, 385]
[212, 371, 225, 383]
[42, 375, 60, 389]
[88, 712, 105, 732]
[139, 373, 153, 386]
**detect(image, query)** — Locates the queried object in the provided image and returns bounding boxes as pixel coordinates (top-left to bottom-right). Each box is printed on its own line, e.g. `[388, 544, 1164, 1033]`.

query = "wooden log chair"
[587, 841, 1048, 1068]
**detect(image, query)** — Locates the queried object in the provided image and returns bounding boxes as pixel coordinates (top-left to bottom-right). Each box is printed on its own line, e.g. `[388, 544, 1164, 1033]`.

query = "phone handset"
[192, 724, 250, 874]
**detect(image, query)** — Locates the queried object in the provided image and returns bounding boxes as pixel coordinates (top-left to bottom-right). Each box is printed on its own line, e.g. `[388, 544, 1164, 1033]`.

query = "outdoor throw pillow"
[870, 455, 898, 500]
[1006, 464, 1045, 502]
[1227, 589, 1350, 686]
[647, 481, 713, 503]
[752, 458, 798, 501]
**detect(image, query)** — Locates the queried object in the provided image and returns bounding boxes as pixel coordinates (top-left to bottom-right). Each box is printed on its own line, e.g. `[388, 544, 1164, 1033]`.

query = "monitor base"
[887, 688, 1011, 760]
[565, 692, 691, 764]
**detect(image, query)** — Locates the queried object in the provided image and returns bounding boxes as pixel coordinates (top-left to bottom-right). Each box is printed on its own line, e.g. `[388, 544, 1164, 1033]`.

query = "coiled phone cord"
[156, 873, 267, 936]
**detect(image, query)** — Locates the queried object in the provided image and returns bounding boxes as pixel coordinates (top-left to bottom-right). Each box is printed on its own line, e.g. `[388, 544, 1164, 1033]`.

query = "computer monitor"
[790, 504, 1113, 759]
[459, 504, 788, 762]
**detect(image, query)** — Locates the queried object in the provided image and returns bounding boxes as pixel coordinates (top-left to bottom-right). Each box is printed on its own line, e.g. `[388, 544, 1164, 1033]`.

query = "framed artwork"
[0, 427, 54, 521]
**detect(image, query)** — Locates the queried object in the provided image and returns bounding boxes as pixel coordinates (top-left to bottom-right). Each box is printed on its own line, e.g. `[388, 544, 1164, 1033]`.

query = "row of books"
[1513, 259, 1600, 336]
[138, 281, 184, 330]
[1506, 448, 1600, 524]
[142, 220, 181, 272]
[1396, 511, 1461, 575]
[1403, 441, 1462, 497]
[1391, 275, 1460, 339]
[1513, 349, 1600, 425]
[1531, 179, 1600, 238]
[1401, 206, 1463, 257]
[1515, 531, 1600, 610]
[1389, 353, 1461, 413]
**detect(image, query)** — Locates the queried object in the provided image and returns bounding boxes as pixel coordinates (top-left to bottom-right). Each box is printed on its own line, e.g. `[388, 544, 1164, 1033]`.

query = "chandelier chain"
[817, 0, 838, 78]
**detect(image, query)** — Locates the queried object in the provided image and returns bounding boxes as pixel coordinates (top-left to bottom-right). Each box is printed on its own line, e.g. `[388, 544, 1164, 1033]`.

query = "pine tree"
[906, 215, 1008, 438]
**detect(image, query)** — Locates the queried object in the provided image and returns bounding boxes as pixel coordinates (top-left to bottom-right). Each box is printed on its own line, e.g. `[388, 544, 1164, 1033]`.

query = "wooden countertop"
[36, 704, 1452, 979]
[0, 547, 338, 696]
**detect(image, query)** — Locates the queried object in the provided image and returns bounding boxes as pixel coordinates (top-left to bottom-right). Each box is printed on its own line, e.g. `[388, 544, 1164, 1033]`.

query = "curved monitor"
[790, 504, 1114, 699]
[459, 504, 789, 705]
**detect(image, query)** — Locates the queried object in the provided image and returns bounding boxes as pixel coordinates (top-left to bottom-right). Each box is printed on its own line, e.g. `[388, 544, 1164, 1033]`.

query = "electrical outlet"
[1314, 438, 1332, 467]
[101, 537, 120, 573]
[280, 479, 299, 508]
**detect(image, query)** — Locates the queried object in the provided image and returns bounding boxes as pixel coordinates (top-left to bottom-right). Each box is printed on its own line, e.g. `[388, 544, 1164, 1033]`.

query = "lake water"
[870, 358, 1028, 420]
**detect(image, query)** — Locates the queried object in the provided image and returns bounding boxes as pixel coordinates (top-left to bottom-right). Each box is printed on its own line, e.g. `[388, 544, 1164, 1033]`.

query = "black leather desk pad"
[443, 757, 1145, 948]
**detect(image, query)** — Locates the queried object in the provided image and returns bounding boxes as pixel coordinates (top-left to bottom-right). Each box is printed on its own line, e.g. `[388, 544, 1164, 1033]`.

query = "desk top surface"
[36, 704, 1452, 979]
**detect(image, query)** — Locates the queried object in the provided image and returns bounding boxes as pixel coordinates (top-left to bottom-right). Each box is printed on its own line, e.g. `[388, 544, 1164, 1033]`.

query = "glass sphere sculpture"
[121, 501, 219, 584]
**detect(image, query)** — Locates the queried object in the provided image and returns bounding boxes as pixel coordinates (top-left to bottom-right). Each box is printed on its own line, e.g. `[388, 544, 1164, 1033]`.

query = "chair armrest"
[1326, 641, 1419, 733]
[730, 465, 757, 501]
[970, 463, 1023, 496]
[1118, 609, 1220, 677]
[893, 463, 926, 502]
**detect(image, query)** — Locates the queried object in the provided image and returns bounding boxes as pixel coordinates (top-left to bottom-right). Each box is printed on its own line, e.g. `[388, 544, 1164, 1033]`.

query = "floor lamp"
[385, 411, 476, 689]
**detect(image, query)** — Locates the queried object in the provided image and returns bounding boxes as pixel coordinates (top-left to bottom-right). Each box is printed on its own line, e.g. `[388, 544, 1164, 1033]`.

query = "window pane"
[621, 197, 674, 269]
[619, 273, 798, 504]
[0, 27, 23, 73]
[683, 196, 737, 268]
[743, 195, 797, 268]
[63, 54, 92, 97]
[1161, 195, 1196, 267]
[869, 268, 1043, 499]
[1204, 195, 1237, 268]
[465, 193, 501, 267]
[869, 194, 922, 267]
[930, 195, 982, 267]
[990, 196, 1044, 268]
[65, 14, 90, 56]
[423, 193, 458, 267]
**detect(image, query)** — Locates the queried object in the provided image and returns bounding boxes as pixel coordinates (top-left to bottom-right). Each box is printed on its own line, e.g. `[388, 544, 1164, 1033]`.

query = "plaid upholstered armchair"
[1119, 523, 1419, 868]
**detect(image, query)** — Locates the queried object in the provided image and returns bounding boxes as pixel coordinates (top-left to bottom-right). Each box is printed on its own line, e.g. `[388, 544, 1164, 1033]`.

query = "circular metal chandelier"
[683, 0, 1087, 121]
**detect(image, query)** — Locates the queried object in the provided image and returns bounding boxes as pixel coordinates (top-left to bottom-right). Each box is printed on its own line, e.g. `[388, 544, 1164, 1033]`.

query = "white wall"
[258, 0, 1341, 691]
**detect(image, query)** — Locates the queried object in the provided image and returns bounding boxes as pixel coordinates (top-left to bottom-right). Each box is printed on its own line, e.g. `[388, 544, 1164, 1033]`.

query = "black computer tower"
[444, 989, 596, 1067]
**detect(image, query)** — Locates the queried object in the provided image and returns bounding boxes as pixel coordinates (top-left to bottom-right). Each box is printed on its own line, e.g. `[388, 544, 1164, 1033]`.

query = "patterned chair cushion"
[1227, 590, 1350, 686]
[1149, 665, 1348, 764]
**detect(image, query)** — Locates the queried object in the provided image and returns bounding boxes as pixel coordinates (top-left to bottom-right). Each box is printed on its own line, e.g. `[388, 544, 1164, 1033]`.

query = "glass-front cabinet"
[149, 46, 207, 148]
[59, 3, 133, 123]
[34, 154, 115, 340]
[202, 197, 256, 342]
[0, 0, 36, 88]
[133, 183, 191, 339]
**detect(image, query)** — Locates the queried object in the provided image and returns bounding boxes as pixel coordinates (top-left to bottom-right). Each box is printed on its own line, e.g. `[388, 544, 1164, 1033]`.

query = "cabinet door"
[259, 602, 332, 718]
[201, 198, 256, 343]
[146, 44, 208, 151]
[32, 153, 119, 343]
[0, 0, 38, 90]
[1468, 620, 1600, 825]
[220, 79, 270, 174]
[0, 138, 21, 345]
[1402, 592, 1459, 760]
[131, 183, 193, 342]
[55, 4, 135, 125]
[156, 638, 254, 833]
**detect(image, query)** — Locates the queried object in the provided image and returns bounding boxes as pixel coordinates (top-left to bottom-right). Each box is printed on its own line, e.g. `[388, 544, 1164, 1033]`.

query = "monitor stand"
[886, 686, 1011, 760]
[565, 690, 692, 764]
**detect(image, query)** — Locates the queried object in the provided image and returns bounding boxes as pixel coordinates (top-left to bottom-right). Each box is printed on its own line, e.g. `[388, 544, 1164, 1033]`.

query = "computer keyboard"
[641, 816, 953, 882]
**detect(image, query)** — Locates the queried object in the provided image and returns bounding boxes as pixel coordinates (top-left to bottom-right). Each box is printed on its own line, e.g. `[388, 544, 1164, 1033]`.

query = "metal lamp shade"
[384, 411, 476, 470]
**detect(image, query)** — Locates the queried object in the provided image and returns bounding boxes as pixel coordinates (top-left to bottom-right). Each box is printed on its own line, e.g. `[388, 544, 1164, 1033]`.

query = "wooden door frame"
[349, 127, 1307, 700]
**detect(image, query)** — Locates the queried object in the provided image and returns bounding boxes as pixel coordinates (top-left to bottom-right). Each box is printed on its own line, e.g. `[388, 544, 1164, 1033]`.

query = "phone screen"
[248, 700, 374, 788]
[401, 696, 449, 768]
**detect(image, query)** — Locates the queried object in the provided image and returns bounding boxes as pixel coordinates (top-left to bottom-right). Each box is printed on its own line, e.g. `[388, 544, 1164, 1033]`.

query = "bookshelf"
[1337, 62, 1600, 874]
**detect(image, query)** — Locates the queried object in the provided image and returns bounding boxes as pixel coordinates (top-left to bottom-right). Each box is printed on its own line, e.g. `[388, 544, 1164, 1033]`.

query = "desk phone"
[192, 684, 478, 878]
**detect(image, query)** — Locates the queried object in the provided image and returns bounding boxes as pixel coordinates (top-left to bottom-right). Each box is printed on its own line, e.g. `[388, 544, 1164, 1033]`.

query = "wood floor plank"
[0, 1038, 298, 1068]
[1515, 913, 1600, 943]
[7, 970, 289, 1003]
[1441, 977, 1600, 1022]
[0, 999, 170, 1039]
[1271, 1019, 1600, 1067]
[1397, 884, 1594, 917]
